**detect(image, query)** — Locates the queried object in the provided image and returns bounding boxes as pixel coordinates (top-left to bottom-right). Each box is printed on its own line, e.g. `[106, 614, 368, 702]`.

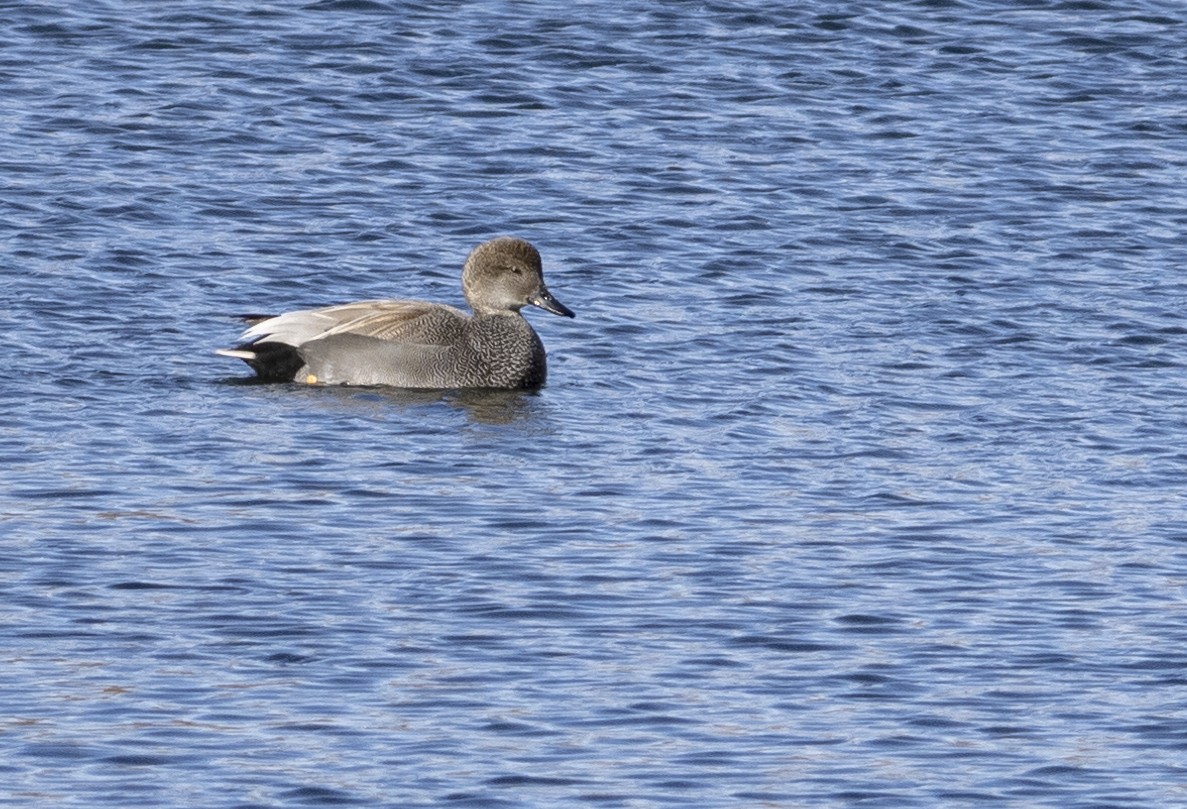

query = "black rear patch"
[236, 341, 305, 382]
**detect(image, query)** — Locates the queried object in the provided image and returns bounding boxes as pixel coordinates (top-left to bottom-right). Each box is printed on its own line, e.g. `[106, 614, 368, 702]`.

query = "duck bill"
[529, 287, 575, 318]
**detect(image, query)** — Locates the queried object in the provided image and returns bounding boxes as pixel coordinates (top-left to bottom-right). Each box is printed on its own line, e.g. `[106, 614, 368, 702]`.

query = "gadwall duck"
[217, 237, 574, 389]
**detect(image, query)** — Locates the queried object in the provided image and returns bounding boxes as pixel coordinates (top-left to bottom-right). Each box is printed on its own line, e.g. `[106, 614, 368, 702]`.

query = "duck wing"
[238, 300, 469, 348]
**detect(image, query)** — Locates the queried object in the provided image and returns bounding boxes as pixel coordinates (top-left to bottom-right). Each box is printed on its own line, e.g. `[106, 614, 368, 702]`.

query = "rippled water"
[4, 1, 1187, 807]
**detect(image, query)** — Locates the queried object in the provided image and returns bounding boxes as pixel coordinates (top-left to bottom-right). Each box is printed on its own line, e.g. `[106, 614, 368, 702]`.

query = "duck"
[217, 237, 574, 389]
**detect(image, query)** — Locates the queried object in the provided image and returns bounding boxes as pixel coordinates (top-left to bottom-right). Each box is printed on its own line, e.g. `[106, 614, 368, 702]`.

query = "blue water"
[4, 1, 1187, 806]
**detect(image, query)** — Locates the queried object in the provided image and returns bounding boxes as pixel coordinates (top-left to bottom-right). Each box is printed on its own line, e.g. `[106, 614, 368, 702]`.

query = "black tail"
[233, 340, 306, 382]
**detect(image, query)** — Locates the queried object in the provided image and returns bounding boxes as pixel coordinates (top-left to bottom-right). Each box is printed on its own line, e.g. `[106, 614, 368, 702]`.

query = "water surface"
[3, 1, 1187, 807]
